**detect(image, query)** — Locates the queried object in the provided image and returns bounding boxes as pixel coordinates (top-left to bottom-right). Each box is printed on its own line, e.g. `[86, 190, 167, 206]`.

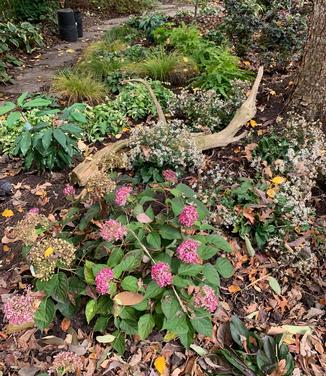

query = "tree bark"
[288, 0, 326, 123]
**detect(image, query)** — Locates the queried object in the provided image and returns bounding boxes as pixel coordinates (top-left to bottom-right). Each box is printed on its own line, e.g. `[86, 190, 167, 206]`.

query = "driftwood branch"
[71, 67, 264, 185]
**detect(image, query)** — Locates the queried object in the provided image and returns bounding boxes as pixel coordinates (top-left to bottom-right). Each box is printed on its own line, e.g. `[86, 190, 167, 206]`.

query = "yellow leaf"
[115, 134, 122, 139]
[66, 48, 75, 53]
[271, 176, 286, 185]
[249, 119, 257, 127]
[122, 127, 129, 132]
[154, 356, 167, 376]
[243, 60, 251, 66]
[183, 57, 189, 63]
[44, 247, 54, 257]
[3, 245, 10, 252]
[163, 331, 177, 342]
[228, 284, 241, 293]
[2, 209, 14, 218]
[269, 90, 276, 96]
[267, 188, 277, 198]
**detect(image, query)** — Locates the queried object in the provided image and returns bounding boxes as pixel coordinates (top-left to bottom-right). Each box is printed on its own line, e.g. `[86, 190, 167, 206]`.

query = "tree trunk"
[288, 0, 326, 123]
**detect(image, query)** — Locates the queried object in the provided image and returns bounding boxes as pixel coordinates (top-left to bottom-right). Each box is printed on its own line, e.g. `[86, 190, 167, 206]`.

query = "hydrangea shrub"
[9, 180, 234, 353]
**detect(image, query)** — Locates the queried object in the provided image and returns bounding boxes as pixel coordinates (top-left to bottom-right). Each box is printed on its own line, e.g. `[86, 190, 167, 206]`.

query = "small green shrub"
[91, 0, 155, 14]
[103, 25, 140, 44]
[128, 14, 167, 40]
[113, 80, 174, 121]
[2, 0, 58, 22]
[253, 134, 291, 164]
[125, 48, 198, 85]
[82, 104, 128, 143]
[52, 71, 107, 104]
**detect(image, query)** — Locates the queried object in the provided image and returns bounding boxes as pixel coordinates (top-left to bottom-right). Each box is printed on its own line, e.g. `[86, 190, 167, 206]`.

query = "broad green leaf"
[112, 331, 125, 354]
[19, 131, 32, 156]
[215, 258, 234, 278]
[206, 235, 233, 253]
[53, 128, 67, 148]
[84, 260, 95, 284]
[17, 92, 29, 107]
[0, 101, 16, 116]
[51, 272, 68, 303]
[85, 299, 97, 323]
[161, 291, 182, 320]
[170, 197, 185, 216]
[198, 246, 219, 260]
[42, 128, 52, 150]
[190, 344, 208, 356]
[173, 183, 196, 198]
[268, 276, 281, 295]
[118, 249, 143, 272]
[22, 97, 52, 109]
[79, 204, 100, 230]
[230, 316, 250, 346]
[121, 276, 139, 292]
[6, 111, 21, 127]
[107, 247, 124, 267]
[138, 313, 155, 340]
[94, 316, 109, 332]
[159, 225, 182, 240]
[203, 263, 220, 288]
[244, 235, 255, 257]
[34, 298, 55, 330]
[173, 275, 191, 288]
[144, 280, 162, 299]
[146, 232, 161, 249]
[191, 316, 213, 337]
[178, 263, 202, 276]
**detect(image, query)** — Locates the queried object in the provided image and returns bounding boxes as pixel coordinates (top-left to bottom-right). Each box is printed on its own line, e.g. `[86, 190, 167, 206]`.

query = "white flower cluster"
[128, 120, 204, 170]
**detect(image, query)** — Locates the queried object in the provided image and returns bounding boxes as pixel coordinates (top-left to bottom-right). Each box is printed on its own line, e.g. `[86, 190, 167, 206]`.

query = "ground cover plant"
[0, 2, 325, 375]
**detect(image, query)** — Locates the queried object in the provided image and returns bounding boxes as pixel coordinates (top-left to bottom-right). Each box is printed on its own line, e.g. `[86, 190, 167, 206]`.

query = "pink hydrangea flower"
[28, 207, 39, 215]
[63, 184, 76, 196]
[115, 186, 132, 206]
[194, 285, 218, 313]
[163, 170, 178, 183]
[151, 262, 173, 288]
[95, 268, 114, 295]
[100, 219, 127, 242]
[49, 351, 83, 375]
[176, 239, 200, 264]
[179, 205, 199, 227]
[3, 289, 36, 325]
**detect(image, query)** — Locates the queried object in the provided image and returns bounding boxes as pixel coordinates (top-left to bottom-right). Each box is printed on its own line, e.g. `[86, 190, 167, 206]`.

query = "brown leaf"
[242, 207, 255, 224]
[270, 359, 287, 376]
[60, 318, 71, 332]
[228, 285, 241, 293]
[113, 292, 144, 306]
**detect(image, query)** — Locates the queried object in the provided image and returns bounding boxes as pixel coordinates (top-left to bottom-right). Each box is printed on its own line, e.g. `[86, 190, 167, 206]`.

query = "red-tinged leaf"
[113, 291, 144, 306]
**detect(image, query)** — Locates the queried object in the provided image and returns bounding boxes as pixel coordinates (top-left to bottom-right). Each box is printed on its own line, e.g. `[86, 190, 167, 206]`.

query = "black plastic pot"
[58, 8, 78, 42]
[74, 11, 83, 38]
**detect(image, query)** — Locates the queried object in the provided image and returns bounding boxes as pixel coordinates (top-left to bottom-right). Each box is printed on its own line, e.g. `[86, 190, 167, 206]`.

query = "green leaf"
[244, 235, 255, 257]
[53, 128, 67, 148]
[170, 197, 185, 216]
[94, 316, 109, 332]
[112, 331, 125, 354]
[173, 275, 191, 288]
[22, 97, 52, 109]
[173, 183, 196, 198]
[198, 246, 219, 260]
[163, 315, 188, 335]
[178, 264, 202, 277]
[146, 232, 161, 249]
[51, 272, 68, 303]
[121, 276, 138, 292]
[0, 101, 16, 116]
[206, 235, 233, 252]
[19, 132, 32, 156]
[268, 276, 281, 295]
[215, 258, 234, 278]
[161, 291, 182, 320]
[138, 313, 155, 340]
[230, 316, 250, 347]
[85, 299, 97, 324]
[159, 225, 182, 240]
[107, 248, 124, 267]
[34, 298, 55, 330]
[203, 263, 220, 288]
[191, 316, 213, 337]
[42, 128, 52, 150]
[144, 281, 162, 299]
[6, 111, 21, 127]
[79, 204, 100, 230]
[190, 344, 208, 356]
[17, 92, 29, 107]
[118, 249, 143, 272]
[84, 260, 95, 284]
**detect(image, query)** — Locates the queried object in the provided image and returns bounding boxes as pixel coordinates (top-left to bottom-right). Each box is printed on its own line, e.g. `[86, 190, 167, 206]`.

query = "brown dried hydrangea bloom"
[13, 213, 50, 245]
[86, 172, 116, 200]
[28, 238, 76, 280]
[98, 151, 128, 172]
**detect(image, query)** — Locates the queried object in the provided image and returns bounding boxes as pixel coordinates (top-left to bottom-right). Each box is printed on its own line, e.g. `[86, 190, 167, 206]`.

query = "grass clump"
[52, 70, 106, 105]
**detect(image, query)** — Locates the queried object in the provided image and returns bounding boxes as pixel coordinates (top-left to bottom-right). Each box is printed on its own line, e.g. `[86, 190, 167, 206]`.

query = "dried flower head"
[95, 268, 114, 295]
[179, 205, 199, 227]
[163, 169, 178, 183]
[100, 219, 127, 242]
[13, 213, 50, 245]
[28, 238, 76, 280]
[63, 184, 76, 196]
[49, 351, 83, 375]
[98, 151, 128, 171]
[86, 172, 116, 200]
[115, 186, 132, 206]
[194, 285, 218, 313]
[3, 288, 38, 325]
[151, 262, 173, 288]
[176, 239, 200, 264]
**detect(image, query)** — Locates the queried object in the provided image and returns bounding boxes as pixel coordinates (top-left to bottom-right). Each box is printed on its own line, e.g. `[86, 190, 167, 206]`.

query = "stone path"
[0, 3, 193, 97]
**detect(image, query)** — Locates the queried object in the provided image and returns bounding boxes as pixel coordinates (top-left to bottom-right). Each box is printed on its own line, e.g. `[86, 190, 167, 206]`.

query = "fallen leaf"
[267, 188, 277, 198]
[228, 284, 241, 293]
[268, 276, 281, 295]
[271, 176, 286, 185]
[96, 334, 115, 343]
[60, 318, 71, 332]
[136, 213, 152, 223]
[154, 356, 167, 376]
[66, 48, 75, 53]
[2, 209, 14, 218]
[267, 325, 312, 336]
[113, 291, 144, 306]
[3, 245, 10, 252]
